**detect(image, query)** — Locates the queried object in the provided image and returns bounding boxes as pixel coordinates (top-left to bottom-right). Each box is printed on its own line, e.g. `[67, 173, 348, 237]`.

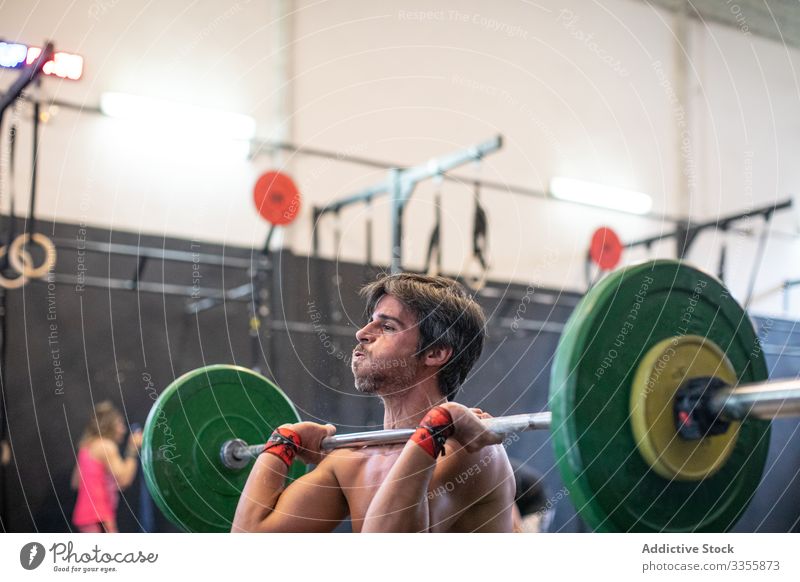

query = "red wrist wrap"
[263, 427, 302, 468]
[411, 406, 455, 459]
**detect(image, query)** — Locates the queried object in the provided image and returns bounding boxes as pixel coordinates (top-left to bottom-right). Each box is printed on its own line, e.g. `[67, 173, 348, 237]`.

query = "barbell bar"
[141, 260, 800, 533]
[217, 374, 800, 470]
[219, 411, 555, 470]
[709, 379, 800, 420]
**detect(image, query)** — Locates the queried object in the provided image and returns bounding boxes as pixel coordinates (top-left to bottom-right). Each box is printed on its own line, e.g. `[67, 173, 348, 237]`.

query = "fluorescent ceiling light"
[100, 92, 256, 142]
[550, 177, 653, 215]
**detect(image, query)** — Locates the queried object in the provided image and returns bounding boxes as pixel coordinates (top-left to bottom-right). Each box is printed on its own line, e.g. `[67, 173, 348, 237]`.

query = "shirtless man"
[232, 273, 515, 532]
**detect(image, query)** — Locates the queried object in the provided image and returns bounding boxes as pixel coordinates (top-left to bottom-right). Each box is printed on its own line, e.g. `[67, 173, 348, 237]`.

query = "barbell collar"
[220, 438, 252, 470]
[710, 378, 800, 421]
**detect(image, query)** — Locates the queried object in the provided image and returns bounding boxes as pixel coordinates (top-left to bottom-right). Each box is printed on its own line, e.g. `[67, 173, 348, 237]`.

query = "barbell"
[140, 260, 800, 533]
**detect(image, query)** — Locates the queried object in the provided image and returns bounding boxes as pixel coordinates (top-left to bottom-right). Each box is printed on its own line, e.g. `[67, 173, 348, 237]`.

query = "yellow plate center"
[630, 335, 739, 481]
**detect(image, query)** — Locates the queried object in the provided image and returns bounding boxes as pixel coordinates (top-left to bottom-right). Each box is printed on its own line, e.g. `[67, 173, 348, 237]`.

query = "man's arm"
[436, 444, 515, 532]
[361, 440, 437, 532]
[232, 422, 349, 533]
[362, 403, 505, 533]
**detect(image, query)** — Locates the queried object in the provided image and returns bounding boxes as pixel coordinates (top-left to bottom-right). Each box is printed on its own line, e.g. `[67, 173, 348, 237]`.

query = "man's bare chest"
[332, 450, 402, 530]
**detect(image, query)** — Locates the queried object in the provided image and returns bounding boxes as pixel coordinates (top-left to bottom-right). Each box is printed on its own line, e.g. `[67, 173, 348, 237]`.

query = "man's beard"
[352, 349, 419, 396]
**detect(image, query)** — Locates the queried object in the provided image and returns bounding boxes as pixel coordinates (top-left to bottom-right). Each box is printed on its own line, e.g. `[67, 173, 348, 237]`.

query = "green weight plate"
[141, 365, 306, 532]
[549, 260, 770, 532]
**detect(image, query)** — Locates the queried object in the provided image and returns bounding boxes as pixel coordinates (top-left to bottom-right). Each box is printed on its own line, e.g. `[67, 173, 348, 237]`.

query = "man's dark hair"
[360, 273, 486, 401]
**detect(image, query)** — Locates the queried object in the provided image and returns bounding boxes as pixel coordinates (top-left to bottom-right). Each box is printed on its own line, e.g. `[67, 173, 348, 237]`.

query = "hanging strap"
[5, 101, 20, 251]
[365, 197, 373, 268]
[472, 179, 488, 272]
[27, 83, 41, 238]
[461, 161, 489, 292]
[425, 175, 443, 276]
[717, 223, 729, 282]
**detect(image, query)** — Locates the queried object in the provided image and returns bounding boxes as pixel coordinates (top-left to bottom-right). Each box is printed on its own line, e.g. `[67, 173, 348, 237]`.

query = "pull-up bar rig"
[0, 40, 54, 543]
[623, 199, 792, 258]
[623, 199, 793, 304]
[311, 135, 503, 273]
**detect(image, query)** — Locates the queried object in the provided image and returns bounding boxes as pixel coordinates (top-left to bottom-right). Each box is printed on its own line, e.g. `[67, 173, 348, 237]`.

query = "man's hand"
[441, 402, 503, 453]
[281, 422, 336, 465]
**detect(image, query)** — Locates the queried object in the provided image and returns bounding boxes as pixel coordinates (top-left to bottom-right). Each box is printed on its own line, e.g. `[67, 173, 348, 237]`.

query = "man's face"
[351, 295, 420, 395]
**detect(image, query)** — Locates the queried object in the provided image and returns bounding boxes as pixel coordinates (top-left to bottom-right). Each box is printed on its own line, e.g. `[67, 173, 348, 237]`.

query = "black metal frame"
[623, 199, 792, 258]
[311, 136, 504, 273]
[47, 236, 271, 307]
[0, 41, 55, 535]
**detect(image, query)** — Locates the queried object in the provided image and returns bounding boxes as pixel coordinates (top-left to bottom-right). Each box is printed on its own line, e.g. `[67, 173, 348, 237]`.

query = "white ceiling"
[646, 0, 800, 48]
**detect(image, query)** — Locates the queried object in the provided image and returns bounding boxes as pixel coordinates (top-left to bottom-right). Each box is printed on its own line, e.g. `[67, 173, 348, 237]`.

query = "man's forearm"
[231, 453, 289, 532]
[362, 442, 436, 532]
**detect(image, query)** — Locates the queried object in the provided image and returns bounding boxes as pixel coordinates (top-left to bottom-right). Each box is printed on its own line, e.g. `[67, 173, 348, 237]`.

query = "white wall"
[682, 15, 800, 314]
[1, 0, 281, 248]
[2, 0, 799, 316]
[290, 0, 678, 288]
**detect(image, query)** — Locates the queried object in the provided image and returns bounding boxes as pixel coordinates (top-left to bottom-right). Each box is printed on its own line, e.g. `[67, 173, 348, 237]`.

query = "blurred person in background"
[71, 401, 142, 532]
[511, 460, 555, 533]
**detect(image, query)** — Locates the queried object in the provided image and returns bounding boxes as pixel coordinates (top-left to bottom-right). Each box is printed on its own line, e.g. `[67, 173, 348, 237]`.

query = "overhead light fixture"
[550, 177, 653, 215]
[0, 40, 84, 80]
[99, 92, 256, 142]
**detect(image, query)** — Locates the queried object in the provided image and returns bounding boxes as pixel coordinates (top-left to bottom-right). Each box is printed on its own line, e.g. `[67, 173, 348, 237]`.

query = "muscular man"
[232, 273, 515, 532]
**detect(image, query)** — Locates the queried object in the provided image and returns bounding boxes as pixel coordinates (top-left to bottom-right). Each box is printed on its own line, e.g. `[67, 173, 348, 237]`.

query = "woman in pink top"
[71, 401, 142, 533]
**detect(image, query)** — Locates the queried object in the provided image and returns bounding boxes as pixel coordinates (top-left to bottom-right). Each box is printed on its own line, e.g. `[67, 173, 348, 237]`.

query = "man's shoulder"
[435, 442, 514, 494]
[430, 443, 515, 531]
[444, 441, 511, 472]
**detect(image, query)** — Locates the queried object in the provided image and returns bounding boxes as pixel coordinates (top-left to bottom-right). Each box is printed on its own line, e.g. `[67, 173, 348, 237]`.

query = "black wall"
[1, 220, 798, 532]
[732, 317, 800, 532]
